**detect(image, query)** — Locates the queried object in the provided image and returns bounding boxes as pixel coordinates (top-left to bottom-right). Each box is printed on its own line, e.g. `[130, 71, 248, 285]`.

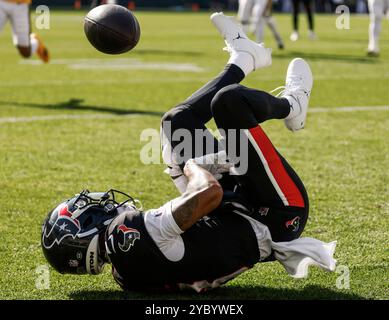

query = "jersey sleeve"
[144, 201, 185, 262]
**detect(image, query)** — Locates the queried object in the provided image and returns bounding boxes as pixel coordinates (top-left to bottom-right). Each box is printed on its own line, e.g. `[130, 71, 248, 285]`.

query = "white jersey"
[0, 0, 30, 46]
[144, 201, 185, 262]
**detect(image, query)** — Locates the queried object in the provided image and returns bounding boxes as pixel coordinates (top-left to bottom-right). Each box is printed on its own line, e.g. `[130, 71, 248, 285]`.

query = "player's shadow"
[70, 285, 364, 300]
[0, 98, 164, 117]
[273, 51, 377, 64]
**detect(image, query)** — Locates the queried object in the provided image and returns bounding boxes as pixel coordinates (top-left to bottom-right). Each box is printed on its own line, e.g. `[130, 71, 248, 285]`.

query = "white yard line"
[0, 105, 388, 124]
[20, 58, 205, 73]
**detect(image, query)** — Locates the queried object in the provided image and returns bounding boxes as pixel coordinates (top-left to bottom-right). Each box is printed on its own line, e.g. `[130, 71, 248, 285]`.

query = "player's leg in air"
[161, 11, 272, 191]
[0, 0, 49, 62]
[367, 0, 389, 57]
[211, 59, 311, 242]
[161, 13, 312, 243]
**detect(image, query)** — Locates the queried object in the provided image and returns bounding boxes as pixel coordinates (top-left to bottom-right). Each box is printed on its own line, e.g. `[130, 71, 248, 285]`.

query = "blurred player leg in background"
[367, 0, 389, 56]
[238, 0, 255, 33]
[240, 0, 284, 49]
[290, 0, 316, 41]
[250, 0, 266, 41]
[0, 0, 49, 63]
[290, 0, 300, 41]
[262, 0, 284, 49]
[303, 0, 316, 40]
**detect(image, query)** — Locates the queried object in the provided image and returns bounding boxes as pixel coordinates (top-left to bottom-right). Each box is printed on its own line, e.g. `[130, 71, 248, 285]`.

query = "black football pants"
[161, 64, 309, 242]
[292, 0, 314, 31]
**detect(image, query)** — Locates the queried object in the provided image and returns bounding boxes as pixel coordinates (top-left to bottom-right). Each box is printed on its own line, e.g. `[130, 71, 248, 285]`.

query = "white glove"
[192, 150, 233, 180]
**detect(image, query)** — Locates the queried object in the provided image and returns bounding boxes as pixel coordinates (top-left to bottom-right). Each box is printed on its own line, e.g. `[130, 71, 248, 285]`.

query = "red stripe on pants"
[249, 126, 305, 208]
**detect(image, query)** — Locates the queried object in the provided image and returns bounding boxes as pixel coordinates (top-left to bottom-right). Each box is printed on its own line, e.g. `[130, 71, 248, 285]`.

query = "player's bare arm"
[171, 159, 223, 231]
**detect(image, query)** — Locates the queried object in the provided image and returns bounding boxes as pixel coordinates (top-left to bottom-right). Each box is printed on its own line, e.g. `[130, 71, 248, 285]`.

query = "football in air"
[84, 4, 141, 54]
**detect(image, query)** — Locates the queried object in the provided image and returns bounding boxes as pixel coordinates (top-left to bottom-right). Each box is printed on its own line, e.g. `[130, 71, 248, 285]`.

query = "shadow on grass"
[0, 99, 164, 117]
[273, 51, 377, 64]
[70, 285, 364, 300]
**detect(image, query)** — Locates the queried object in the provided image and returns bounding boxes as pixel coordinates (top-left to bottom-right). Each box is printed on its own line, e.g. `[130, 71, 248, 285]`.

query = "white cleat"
[290, 31, 299, 42]
[210, 12, 272, 70]
[272, 58, 313, 132]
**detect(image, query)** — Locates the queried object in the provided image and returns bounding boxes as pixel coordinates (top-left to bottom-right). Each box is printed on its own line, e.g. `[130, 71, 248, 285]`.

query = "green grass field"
[0, 10, 388, 300]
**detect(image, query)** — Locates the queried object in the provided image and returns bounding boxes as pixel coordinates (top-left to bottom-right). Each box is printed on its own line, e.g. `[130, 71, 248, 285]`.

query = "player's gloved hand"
[192, 151, 233, 180]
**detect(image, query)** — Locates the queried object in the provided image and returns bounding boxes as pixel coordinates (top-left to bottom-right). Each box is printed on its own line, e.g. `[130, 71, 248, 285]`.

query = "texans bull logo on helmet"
[117, 224, 140, 252]
[42, 203, 81, 249]
[285, 216, 301, 232]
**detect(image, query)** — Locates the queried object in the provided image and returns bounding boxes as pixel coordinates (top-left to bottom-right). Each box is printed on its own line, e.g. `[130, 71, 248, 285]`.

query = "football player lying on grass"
[41, 13, 337, 293]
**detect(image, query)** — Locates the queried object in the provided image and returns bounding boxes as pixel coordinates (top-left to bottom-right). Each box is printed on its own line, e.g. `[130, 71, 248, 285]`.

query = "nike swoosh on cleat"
[233, 33, 246, 40]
